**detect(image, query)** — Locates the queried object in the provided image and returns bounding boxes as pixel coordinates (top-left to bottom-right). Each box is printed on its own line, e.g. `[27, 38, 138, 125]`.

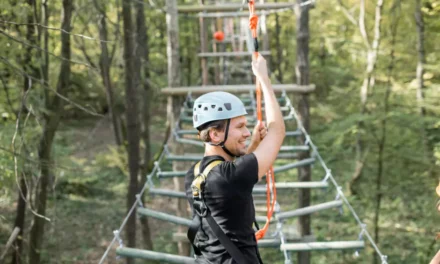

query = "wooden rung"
[198, 51, 271, 57]
[255, 215, 275, 223]
[197, 11, 266, 18]
[276, 200, 343, 221]
[149, 188, 186, 199]
[255, 206, 268, 212]
[116, 247, 195, 263]
[253, 181, 328, 193]
[157, 171, 187, 178]
[274, 158, 315, 173]
[162, 84, 315, 95]
[286, 130, 302, 137]
[172, 232, 190, 242]
[279, 145, 310, 152]
[167, 153, 298, 162]
[175, 137, 204, 147]
[258, 239, 281, 248]
[280, 240, 365, 252]
[167, 154, 203, 162]
[137, 208, 192, 227]
[178, 3, 296, 13]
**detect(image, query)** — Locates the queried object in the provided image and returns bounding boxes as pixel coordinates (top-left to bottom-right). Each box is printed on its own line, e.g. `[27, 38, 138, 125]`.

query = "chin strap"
[207, 119, 238, 158]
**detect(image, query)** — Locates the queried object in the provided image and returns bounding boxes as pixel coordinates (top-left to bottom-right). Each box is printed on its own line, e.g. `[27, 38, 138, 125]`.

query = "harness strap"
[188, 160, 251, 263]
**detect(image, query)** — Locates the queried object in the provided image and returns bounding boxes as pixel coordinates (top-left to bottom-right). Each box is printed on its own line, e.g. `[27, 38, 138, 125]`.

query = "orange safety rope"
[247, 0, 277, 241]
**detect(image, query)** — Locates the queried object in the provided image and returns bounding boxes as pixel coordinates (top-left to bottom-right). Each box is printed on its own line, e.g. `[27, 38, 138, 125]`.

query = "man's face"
[224, 116, 251, 156]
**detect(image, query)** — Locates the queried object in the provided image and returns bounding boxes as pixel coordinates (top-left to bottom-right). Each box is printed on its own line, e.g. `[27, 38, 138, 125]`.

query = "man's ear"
[209, 128, 221, 143]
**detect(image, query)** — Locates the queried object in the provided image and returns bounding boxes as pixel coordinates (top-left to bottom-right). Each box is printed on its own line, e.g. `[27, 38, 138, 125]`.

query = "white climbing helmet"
[193, 91, 247, 129]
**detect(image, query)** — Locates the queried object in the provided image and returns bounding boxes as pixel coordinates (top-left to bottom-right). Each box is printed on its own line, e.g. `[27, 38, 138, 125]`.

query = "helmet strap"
[206, 119, 238, 158]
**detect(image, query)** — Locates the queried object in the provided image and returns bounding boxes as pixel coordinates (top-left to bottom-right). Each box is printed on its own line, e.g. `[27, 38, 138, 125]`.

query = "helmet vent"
[211, 105, 216, 108]
[204, 107, 208, 111]
[198, 104, 202, 108]
[193, 108, 196, 111]
[224, 103, 232, 111]
[218, 107, 223, 111]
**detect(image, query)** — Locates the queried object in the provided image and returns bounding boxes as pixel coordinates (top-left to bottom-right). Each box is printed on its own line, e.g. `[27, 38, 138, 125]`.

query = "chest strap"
[187, 160, 252, 264]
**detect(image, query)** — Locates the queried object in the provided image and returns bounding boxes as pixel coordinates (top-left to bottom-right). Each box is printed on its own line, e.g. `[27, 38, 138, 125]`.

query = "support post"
[295, 0, 312, 263]
[165, 0, 191, 257]
[199, 0, 209, 85]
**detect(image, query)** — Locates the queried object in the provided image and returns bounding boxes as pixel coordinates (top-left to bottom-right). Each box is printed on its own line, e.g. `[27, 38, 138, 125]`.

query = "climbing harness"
[247, 0, 277, 241]
[187, 159, 251, 263]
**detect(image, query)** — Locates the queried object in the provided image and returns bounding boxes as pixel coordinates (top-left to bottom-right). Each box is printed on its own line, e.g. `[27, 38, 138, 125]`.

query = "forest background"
[0, 0, 439, 263]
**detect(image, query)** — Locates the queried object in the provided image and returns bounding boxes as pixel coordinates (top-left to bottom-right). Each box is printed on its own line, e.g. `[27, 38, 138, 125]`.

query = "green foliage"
[0, 0, 439, 263]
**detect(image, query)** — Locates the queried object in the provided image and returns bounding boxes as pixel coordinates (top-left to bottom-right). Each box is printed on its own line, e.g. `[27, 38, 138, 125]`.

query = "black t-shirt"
[184, 154, 261, 264]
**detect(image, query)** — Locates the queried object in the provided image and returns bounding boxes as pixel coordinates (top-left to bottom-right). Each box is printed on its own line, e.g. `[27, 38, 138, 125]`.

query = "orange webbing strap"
[248, 0, 277, 241]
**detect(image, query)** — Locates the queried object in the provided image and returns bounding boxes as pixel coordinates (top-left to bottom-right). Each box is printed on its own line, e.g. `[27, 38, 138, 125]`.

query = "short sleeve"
[229, 153, 259, 191]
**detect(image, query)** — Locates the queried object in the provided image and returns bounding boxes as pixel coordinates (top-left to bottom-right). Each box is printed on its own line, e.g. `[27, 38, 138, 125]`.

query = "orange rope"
[248, 0, 277, 241]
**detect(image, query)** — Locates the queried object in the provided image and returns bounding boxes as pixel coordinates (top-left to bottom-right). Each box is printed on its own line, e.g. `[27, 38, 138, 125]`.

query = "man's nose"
[244, 128, 251, 138]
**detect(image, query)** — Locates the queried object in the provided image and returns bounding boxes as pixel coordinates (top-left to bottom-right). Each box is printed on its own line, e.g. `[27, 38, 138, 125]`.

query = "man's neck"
[204, 145, 234, 161]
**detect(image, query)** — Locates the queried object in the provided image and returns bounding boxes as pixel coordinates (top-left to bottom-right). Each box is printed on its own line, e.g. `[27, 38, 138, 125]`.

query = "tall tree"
[121, 0, 140, 263]
[295, 0, 311, 263]
[28, 0, 73, 263]
[134, 0, 154, 251]
[374, 4, 400, 264]
[415, 0, 436, 183]
[11, 1, 37, 262]
[165, 0, 189, 256]
[94, 0, 123, 146]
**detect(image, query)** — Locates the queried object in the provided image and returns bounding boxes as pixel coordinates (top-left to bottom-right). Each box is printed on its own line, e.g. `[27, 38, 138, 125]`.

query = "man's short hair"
[197, 119, 227, 143]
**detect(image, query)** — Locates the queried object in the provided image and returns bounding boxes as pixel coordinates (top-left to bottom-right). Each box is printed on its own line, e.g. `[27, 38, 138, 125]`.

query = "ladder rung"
[253, 181, 328, 193]
[137, 208, 192, 226]
[280, 240, 365, 252]
[116, 247, 195, 263]
[167, 154, 203, 162]
[176, 129, 198, 135]
[279, 145, 310, 152]
[258, 239, 281, 248]
[175, 137, 204, 147]
[176, 129, 300, 138]
[166, 153, 298, 162]
[285, 130, 302, 137]
[255, 215, 275, 223]
[157, 171, 187, 178]
[276, 200, 343, 221]
[162, 84, 316, 95]
[149, 188, 186, 198]
[198, 51, 271, 57]
[274, 158, 315, 173]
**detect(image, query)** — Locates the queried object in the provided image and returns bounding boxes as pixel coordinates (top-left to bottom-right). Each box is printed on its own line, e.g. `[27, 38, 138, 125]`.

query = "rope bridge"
[98, 91, 387, 264]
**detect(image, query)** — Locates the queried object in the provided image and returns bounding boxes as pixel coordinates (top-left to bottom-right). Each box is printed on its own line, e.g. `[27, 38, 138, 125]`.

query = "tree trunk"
[274, 0, 283, 82]
[199, 0, 208, 85]
[94, 0, 123, 146]
[121, 0, 140, 263]
[165, 0, 190, 256]
[22, 0, 36, 113]
[415, 0, 436, 183]
[28, 1, 72, 263]
[134, 0, 154, 251]
[12, 1, 36, 262]
[295, 1, 311, 263]
[350, 0, 384, 195]
[373, 8, 399, 264]
[11, 177, 27, 264]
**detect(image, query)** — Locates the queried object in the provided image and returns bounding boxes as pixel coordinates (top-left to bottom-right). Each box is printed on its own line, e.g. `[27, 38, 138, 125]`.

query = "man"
[184, 54, 285, 264]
